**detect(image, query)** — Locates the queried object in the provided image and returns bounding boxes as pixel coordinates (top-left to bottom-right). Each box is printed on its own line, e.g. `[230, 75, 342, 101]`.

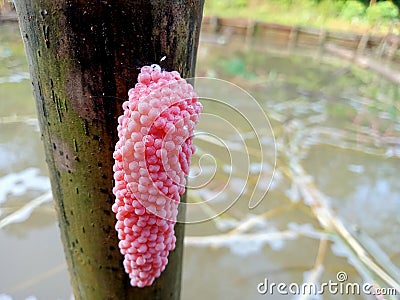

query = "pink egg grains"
[112, 64, 202, 287]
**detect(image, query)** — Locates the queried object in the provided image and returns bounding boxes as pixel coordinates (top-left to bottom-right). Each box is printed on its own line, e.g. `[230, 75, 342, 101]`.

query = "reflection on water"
[1, 23, 399, 299]
[304, 146, 400, 256]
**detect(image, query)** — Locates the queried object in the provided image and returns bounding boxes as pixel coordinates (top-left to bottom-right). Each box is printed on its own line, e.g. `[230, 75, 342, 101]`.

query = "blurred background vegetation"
[2, 1, 400, 33]
[204, 0, 400, 33]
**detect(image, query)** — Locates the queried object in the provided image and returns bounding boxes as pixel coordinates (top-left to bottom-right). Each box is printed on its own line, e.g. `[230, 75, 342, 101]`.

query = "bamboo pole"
[14, 1, 204, 299]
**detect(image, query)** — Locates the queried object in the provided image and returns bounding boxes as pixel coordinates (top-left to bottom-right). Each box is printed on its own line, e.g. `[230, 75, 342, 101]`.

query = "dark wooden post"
[14, 1, 204, 299]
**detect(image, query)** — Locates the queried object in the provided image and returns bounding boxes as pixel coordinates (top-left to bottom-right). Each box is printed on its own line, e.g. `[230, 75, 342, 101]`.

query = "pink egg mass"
[112, 64, 202, 287]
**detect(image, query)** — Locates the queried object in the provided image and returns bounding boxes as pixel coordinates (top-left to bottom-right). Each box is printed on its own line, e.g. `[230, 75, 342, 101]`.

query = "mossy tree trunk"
[14, 1, 204, 299]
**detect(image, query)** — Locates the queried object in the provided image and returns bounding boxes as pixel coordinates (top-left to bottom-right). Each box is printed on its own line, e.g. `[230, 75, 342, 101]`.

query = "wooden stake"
[14, 1, 204, 299]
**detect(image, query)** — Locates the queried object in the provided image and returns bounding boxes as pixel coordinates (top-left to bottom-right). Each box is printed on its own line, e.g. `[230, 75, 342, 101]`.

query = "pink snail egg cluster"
[112, 64, 202, 287]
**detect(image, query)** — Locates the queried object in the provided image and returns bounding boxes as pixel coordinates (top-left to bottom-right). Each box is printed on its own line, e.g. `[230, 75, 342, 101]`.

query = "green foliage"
[358, 0, 400, 9]
[204, 0, 400, 33]
[234, 0, 248, 7]
[307, 0, 346, 19]
[366, 1, 399, 23]
[213, 0, 247, 10]
[340, 1, 367, 21]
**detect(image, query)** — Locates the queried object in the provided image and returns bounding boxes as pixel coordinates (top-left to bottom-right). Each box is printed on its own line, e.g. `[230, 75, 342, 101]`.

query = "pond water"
[1, 23, 399, 299]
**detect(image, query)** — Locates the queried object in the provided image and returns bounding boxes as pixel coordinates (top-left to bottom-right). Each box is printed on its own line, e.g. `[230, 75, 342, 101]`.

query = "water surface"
[1, 24, 399, 299]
